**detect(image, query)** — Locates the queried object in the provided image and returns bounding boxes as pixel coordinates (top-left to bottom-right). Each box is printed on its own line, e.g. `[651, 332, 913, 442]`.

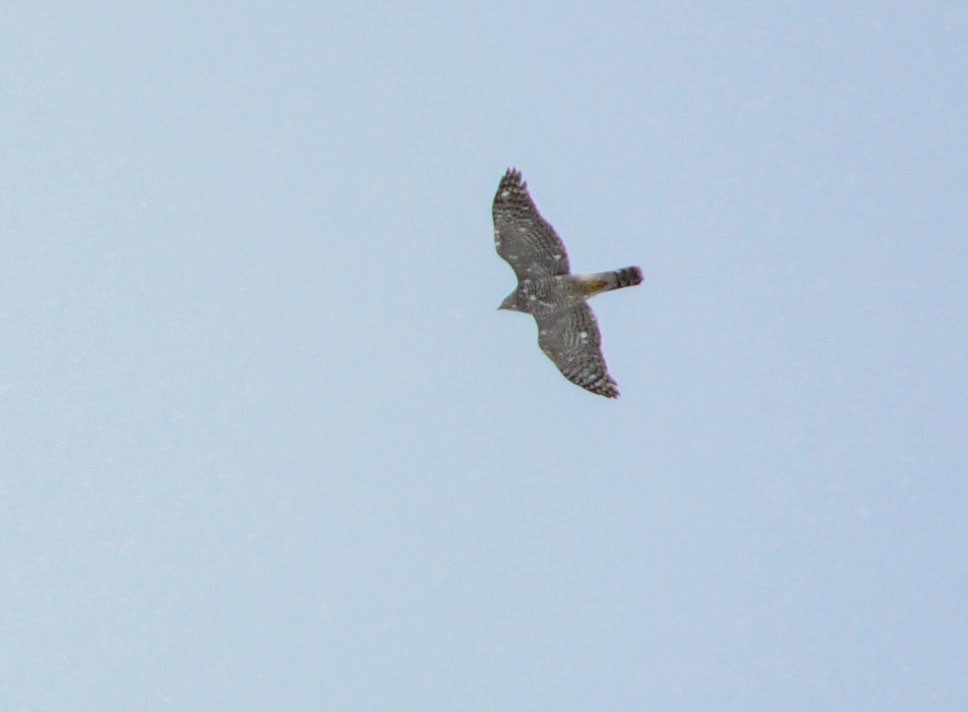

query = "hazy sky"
[3, 3, 966, 710]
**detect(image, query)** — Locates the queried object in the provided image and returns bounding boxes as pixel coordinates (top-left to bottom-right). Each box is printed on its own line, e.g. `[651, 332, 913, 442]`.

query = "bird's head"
[498, 290, 526, 312]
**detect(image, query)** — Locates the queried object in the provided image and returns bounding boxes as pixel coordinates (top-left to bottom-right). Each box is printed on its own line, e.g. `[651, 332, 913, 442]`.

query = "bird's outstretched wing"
[492, 168, 571, 282]
[535, 302, 619, 398]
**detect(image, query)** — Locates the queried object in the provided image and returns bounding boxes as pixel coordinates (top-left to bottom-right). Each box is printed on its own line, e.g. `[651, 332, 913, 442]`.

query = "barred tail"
[611, 266, 644, 289]
[581, 266, 644, 296]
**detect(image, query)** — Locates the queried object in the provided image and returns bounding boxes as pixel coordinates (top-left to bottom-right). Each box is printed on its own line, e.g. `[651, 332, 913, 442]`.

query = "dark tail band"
[615, 266, 644, 289]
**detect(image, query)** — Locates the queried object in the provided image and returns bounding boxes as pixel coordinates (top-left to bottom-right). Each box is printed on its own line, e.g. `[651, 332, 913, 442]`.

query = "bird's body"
[492, 168, 643, 398]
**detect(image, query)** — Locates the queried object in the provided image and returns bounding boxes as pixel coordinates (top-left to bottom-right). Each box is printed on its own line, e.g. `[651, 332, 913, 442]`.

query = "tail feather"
[612, 266, 643, 289]
[582, 266, 644, 296]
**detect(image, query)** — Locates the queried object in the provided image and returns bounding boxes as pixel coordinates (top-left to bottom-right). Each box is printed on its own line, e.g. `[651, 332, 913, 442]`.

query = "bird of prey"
[492, 168, 643, 398]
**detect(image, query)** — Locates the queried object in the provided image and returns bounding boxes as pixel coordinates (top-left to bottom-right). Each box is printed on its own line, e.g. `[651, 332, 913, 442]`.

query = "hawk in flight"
[493, 168, 643, 398]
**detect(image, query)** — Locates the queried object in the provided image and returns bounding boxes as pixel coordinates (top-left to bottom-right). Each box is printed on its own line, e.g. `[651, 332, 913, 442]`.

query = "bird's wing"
[535, 303, 619, 398]
[492, 168, 571, 282]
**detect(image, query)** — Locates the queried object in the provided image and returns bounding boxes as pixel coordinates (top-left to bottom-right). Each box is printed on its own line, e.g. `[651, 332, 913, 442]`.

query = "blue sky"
[3, 3, 966, 709]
